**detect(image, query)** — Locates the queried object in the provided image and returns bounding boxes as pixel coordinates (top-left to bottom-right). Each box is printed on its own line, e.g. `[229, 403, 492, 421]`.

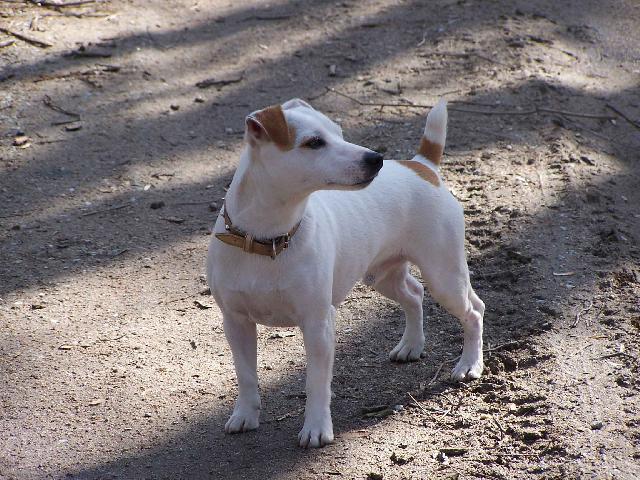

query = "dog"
[206, 98, 485, 448]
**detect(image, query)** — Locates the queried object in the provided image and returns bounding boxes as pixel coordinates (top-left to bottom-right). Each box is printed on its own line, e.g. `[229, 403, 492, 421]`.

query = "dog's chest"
[220, 288, 299, 327]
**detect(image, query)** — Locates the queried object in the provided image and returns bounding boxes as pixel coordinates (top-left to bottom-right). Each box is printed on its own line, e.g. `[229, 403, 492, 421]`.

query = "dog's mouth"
[351, 172, 379, 187]
[325, 172, 379, 190]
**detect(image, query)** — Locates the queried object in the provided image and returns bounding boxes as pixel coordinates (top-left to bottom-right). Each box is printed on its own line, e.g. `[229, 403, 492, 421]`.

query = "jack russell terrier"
[206, 98, 485, 448]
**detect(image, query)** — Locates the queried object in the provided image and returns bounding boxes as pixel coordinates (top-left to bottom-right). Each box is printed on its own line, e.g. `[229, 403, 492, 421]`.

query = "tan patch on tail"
[255, 105, 295, 150]
[396, 160, 440, 186]
[418, 137, 443, 165]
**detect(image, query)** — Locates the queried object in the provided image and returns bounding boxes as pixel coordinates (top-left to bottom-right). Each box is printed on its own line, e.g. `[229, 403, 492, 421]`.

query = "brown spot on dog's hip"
[396, 160, 440, 186]
[418, 137, 443, 165]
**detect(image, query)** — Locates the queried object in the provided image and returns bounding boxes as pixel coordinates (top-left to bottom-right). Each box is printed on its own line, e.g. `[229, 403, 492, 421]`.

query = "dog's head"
[244, 99, 383, 192]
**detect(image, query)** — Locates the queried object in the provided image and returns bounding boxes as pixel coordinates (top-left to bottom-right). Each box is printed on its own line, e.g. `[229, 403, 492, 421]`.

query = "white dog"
[206, 98, 485, 448]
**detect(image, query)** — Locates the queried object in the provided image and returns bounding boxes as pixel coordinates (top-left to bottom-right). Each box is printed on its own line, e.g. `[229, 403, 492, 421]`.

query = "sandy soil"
[1, 0, 640, 479]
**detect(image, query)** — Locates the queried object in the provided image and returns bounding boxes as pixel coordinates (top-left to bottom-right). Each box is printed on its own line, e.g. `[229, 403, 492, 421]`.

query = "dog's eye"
[302, 136, 326, 149]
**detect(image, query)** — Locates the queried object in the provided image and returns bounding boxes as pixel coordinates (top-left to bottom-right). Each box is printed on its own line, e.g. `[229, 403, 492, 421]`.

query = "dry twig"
[572, 300, 594, 328]
[606, 103, 640, 130]
[421, 50, 508, 66]
[427, 361, 447, 386]
[326, 88, 616, 121]
[196, 71, 245, 89]
[0, 27, 51, 48]
[43, 95, 80, 118]
[241, 14, 292, 21]
[29, 0, 101, 7]
[484, 341, 521, 353]
[407, 392, 429, 415]
[81, 202, 131, 217]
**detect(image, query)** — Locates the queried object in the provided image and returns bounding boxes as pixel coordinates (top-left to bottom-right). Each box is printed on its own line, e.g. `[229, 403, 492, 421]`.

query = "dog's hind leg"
[420, 261, 484, 381]
[223, 315, 261, 433]
[371, 261, 425, 362]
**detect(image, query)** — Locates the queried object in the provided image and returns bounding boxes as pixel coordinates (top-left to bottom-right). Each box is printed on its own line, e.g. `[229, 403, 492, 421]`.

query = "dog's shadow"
[67, 286, 524, 480]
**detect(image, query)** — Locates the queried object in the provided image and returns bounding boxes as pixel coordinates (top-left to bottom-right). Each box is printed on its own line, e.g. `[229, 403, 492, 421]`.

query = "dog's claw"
[225, 408, 260, 433]
[298, 417, 334, 448]
[389, 336, 425, 362]
[451, 356, 483, 381]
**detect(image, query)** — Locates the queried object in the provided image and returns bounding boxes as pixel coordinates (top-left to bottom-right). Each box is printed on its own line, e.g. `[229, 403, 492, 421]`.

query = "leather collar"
[215, 202, 301, 259]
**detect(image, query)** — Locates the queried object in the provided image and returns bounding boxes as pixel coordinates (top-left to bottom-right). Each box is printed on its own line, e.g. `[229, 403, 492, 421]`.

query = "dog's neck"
[224, 148, 309, 239]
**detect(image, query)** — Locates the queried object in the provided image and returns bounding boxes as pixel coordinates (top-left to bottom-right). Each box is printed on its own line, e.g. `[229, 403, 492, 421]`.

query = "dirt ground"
[1, 0, 640, 478]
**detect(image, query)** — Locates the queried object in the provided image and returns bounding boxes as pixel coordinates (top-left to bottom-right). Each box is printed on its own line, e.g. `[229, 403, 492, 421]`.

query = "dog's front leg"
[223, 315, 261, 433]
[298, 306, 336, 448]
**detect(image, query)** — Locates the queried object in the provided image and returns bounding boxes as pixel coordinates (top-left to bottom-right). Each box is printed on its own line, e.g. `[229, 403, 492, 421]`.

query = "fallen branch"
[0, 38, 16, 48]
[161, 292, 199, 305]
[29, 0, 101, 7]
[326, 88, 616, 121]
[484, 341, 521, 353]
[173, 201, 212, 206]
[43, 95, 80, 118]
[427, 361, 447, 386]
[241, 14, 292, 21]
[571, 300, 594, 328]
[407, 392, 429, 415]
[81, 202, 131, 217]
[196, 71, 244, 89]
[606, 103, 640, 130]
[0, 27, 51, 48]
[34, 64, 120, 83]
[594, 351, 635, 361]
[328, 87, 423, 108]
[421, 50, 508, 66]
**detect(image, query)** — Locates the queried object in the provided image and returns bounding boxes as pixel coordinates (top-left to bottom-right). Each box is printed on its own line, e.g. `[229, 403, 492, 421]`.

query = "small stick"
[421, 50, 507, 66]
[241, 14, 292, 21]
[606, 103, 640, 130]
[34, 64, 120, 83]
[483, 341, 520, 353]
[536, 170, 546, 197]
[0, 209, 35, 219]
[327, 88, 616, 120]
[173, 201, 212, 206]
[196, 72, 245, 89]
[81, 202, 131, 217]
[494, 452, 541, 457]
[96, 333, 126, 343]
[537, 107, 614, 120]
[29, 0, 100, 7]
[492, 416, 505, 439]
[51, 119, 80, 126]
[594, 351, 635, 360]
[43, 95, 80, 118]
[0, 27, 51, 48]
[162, 292, 199, 304]
[427, 361, 447, 386]
[407, 392, 429, 415]
[328, 87, 427, 108]
[572, 300, 594, 328]
[0, 39, 16, 48]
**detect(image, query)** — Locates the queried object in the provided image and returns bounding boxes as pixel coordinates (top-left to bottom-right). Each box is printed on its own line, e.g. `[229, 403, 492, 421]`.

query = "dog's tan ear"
[245, 105, 294, 150]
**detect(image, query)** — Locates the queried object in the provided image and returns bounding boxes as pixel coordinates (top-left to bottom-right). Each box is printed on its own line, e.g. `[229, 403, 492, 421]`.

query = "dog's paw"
[389, 336, 425, 362]
[451, 355, 483, 381]
[298, 415, 334, 448]
[225, 407, 260, 433]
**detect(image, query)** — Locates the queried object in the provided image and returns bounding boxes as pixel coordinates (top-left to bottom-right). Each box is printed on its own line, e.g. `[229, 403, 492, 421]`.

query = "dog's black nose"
[363, 151, 384, 170]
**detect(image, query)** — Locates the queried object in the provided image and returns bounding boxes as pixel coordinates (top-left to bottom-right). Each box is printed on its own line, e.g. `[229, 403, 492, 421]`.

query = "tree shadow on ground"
[2, 0, 639, 478]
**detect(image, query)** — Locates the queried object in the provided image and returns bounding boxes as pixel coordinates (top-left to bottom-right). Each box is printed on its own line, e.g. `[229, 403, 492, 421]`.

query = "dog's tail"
[417, 98, 447, 165]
